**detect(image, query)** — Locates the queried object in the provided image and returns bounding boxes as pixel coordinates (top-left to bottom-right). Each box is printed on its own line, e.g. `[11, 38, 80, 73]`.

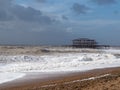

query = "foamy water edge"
[0, 48, 120, 84]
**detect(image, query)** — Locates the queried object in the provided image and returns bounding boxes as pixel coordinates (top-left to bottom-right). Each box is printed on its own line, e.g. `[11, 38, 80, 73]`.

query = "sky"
[0, 0, 120, 45]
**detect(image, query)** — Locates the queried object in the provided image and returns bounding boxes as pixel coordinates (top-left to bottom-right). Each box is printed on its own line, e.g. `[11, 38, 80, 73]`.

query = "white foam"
[0, 52, 119, 72]
[0, 53, 120, 72]
[104, 49, 120, 54]
[0, 72, 25, 84]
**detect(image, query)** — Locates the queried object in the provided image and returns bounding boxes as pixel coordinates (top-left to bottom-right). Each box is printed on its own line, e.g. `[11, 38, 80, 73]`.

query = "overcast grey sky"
[0, 0, 120, 45]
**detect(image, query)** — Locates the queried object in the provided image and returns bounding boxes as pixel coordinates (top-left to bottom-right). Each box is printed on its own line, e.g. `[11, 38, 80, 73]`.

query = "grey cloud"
[0, 10, 13, 21]
[0, 0, 69, 45]
[72, 3, 90, 14]
[35, 0, 46, 3]
[0, 0, 54, 24]
[11, 5, 53, 24]
[62, 15, 68, 20]
[0, 20, 70, 45]
[0, 0, 13, 21]
[0, 0, 12, 8]
[90, 0, 116, 5]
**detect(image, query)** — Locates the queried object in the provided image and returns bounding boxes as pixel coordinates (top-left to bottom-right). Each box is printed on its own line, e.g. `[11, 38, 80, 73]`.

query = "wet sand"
[1, 67, 120, 90]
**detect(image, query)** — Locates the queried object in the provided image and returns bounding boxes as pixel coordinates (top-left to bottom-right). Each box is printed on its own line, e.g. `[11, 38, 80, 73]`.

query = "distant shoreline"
[0, 45, 119, 49]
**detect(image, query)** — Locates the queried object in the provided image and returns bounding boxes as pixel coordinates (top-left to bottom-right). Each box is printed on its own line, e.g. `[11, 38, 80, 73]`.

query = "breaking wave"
[0, 52, 119, 72]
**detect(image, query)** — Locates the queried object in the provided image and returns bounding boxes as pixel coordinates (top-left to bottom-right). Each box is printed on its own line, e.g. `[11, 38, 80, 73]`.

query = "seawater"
[0, 49, 120, 84]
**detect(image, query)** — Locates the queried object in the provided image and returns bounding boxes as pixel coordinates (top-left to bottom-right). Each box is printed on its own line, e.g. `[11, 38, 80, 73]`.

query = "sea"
[0, 48, 120, 84]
